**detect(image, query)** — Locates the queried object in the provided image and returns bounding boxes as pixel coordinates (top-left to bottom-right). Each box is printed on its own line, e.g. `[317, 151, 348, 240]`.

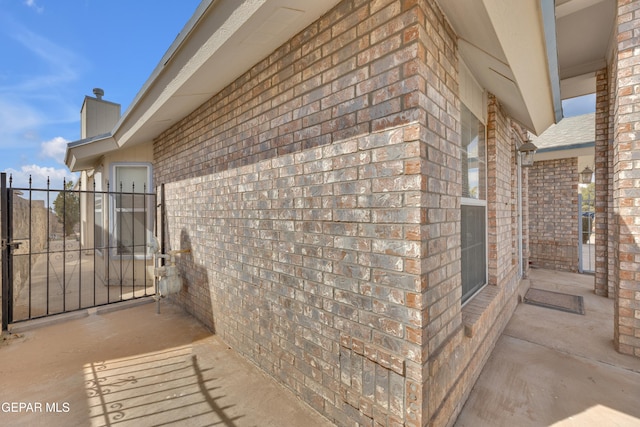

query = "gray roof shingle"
[530, 113, 595, 151]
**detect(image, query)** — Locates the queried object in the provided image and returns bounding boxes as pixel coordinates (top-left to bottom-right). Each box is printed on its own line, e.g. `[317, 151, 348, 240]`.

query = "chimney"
[81, 88, 121, 139]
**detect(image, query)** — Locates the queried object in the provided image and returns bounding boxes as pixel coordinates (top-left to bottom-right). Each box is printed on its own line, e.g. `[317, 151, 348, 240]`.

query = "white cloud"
[41, 136, 69, 164]
[6, 165, 77, 192]
[23, 0, 44, 13]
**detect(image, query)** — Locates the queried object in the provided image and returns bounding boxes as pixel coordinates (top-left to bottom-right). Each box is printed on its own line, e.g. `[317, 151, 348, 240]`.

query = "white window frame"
[110, 162, 153, 260]
[93, 169, 104, 256]
[460, 104, 488, 305]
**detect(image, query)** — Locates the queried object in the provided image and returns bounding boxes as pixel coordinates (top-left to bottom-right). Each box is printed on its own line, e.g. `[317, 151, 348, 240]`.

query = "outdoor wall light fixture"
[580, 166, 593, 184]
[518, 140, 537, 167]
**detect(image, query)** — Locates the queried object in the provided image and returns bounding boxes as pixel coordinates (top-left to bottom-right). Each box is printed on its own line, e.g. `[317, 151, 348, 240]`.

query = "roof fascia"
[112, 0, 217, 142]
[540, 0, 563, 123]
[64, 0, 216, 171]
[65, 133, 117, 172]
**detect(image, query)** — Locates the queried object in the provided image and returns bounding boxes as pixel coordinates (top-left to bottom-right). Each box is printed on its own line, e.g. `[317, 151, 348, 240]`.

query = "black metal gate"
[1, 172, 157, 329]
[578, 192, 595, 273]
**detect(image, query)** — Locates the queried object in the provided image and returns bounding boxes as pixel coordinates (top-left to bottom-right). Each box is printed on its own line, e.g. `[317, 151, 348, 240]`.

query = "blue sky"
[1, 0, 595, 192]
[0, 0, 200, 190]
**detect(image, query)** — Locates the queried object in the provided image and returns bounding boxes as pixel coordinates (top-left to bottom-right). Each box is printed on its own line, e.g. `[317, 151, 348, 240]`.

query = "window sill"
[461, 285, 499, 338]
[109, 253, 153, 261]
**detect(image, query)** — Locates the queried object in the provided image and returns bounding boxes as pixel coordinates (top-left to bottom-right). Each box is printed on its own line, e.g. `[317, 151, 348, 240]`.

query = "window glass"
[461, 105, 486, 303]
[115, 210, 148, 255]
[461, 205, 486, 301]
[461, 106, 486, 201]
[111, 164, 152, 257]
[94, 171, 104, 250]
[115, 165, 148, 193]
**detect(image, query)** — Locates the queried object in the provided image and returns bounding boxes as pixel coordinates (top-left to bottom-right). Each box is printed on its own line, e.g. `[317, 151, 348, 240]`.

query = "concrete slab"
[456, 269, 640, 427]
[4, 268, 639, 427]
[0, 301, 334, 427]
[11, 239, 156, 323]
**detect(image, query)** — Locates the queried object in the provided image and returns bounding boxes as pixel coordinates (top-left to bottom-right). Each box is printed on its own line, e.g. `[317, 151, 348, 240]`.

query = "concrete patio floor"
[12, 239, 155, 323]
[2, 268, 639, 427]
[0, 300, 334, 427]
[456, 268, 640, 427]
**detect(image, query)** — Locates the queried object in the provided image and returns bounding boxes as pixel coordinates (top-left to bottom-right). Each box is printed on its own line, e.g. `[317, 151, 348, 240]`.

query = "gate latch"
[1, 239, 22, 251]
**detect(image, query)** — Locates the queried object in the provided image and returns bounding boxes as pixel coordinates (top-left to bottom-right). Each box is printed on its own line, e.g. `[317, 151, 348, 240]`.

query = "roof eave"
[66, 0, 342, 170]
[438, 0, 562, 135]
[535, 141, 595, 161]
[541, 0, 563, 124]
[65, 133, 118, 172]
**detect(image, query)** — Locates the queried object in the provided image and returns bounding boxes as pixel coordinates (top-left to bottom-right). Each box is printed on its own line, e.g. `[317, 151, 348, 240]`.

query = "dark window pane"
[462, 205, 486, 302]
[94, 193, 104, 250]
[115, 210, 148, 255]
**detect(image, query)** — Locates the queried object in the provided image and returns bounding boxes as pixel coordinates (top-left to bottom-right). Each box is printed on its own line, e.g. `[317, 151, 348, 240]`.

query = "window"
[111, 163, 153, 258]
[93, 171, 104, 252]
[461, 105, 486, 303]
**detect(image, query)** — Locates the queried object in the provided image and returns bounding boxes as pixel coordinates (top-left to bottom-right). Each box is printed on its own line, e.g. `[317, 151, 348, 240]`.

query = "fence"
[1, 173, 157, 325]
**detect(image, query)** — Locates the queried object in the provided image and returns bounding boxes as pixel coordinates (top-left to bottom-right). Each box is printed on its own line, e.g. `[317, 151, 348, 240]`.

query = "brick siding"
[163, 126, 424, 425]
[612, 0, 640, 357]
[594, 68, 611, 297]
[529, 158, 579, 272]
[426, 96, 527, 427]
[153, 0, 534, 424]
[487, 96, 521, 285]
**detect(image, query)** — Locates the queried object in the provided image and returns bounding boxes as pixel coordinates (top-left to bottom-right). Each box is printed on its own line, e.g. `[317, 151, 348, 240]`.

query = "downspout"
[517, 147, 524, 278]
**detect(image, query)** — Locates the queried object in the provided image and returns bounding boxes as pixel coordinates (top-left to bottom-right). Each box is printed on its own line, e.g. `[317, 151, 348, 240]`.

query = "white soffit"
[242, 7, 304, 46]
[560, 73, 596, 99]
[66, 135, 118, 171]
[555, 0, 615, 99]
[556, 0, 613, 79]
[438, 0, 559, 135]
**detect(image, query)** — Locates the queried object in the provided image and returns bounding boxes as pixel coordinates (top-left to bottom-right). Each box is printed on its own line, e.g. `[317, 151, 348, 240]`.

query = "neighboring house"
[65, 1, 637, 426]
[71, 89, 155, 288]
[528, 113, 595, 272]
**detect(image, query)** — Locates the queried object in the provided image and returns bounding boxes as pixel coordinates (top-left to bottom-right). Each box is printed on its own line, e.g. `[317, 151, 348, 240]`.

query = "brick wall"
[426, 95, 527, 427]
[155, 0, 429, 181]
[154, 0, 533, 424]
[164, 126, 425, 426]
[529, 158, 579, 272]
[156, 1, 442, 425]
[594, 68, 610, 297]
[612, 0, 640, 357]
[487, 96, 519, 285]
[607, 55, 618, 300]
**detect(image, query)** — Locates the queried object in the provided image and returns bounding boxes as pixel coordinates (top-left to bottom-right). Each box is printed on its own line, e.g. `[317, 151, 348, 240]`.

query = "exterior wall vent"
[93, 88, 105, 100]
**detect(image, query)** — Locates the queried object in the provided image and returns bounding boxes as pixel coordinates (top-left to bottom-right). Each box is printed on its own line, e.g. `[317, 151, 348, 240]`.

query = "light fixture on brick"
[580, 165, 593, 184]
[518, 140, 537, 166]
